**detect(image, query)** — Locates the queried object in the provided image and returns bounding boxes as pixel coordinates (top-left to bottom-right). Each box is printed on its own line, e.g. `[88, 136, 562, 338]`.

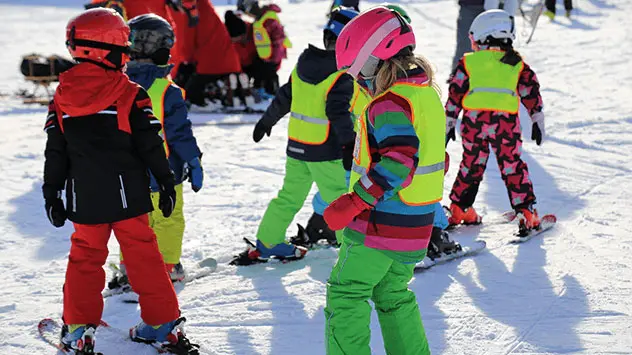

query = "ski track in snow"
[0, 0, 631, 354]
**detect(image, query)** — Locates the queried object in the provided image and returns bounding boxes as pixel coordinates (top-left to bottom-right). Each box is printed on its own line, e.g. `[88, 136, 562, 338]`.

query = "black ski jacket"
[43, 63, 174, 224]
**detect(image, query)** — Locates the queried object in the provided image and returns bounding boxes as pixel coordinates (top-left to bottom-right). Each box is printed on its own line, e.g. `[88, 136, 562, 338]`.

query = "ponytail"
[500, 46, 523, 66]
[373, 52, 440, 96]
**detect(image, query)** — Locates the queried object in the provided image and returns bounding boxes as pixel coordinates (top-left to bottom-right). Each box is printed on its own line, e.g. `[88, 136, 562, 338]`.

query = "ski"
[103, 257, 218, 299]
[509, 214, 557, 244]
[38, 318, 107, 355]
[415, 240, 487, 270]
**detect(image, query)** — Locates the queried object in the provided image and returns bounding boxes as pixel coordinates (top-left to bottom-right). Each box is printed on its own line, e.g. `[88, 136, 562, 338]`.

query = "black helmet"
[237, 0, 258, 13]
[128, 14, 174, 64]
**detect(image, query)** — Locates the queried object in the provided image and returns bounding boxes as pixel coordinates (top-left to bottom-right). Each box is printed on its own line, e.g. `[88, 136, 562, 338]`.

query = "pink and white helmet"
[336, 6, 415, 78]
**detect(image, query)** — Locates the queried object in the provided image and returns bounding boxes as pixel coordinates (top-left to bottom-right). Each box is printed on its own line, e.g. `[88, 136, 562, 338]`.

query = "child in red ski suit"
[445, 9, 545, 233]
[43, 8, 195, 353]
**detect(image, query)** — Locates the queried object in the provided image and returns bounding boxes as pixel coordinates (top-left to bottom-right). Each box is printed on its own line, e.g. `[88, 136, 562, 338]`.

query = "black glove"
[531, 112, 545, 146]
[531, 122, 542, 146]
[159, 184, 177, 218]
[446, 127, 456, 146]
[341, 141, 354, 171]
[253, 119, 272, 143]
[44, 189, 66, 228]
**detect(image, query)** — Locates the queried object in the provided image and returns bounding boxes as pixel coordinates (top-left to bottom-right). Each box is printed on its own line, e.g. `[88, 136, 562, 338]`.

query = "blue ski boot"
[130, 317, 199, 354]
[229, 238, 307, 265]
[60, 324, 98, 354]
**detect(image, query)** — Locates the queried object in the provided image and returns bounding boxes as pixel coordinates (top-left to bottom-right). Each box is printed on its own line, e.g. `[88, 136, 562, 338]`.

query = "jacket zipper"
[118, 175, 128, 209]
[71, 178, 76, 212]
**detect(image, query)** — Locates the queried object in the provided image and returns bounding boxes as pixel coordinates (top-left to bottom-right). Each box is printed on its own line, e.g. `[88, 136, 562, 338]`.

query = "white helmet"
[469, 9, 515, 43]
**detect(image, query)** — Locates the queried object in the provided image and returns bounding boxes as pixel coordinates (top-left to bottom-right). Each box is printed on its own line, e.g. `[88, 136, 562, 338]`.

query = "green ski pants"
[256, 157, 347, 245]
[325, 237, 430, 355]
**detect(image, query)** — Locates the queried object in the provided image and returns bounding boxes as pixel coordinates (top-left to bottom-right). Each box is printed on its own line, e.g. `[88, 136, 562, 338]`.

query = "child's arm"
[445, 58, 469, 137]
[352, 94, 420, 205]
[129, 89, 175, 187]
[518, 63, 544, 116]
[253, 78, 292, 142]
[263, 17, 285, 64]
[163, 86, 201, 163]
[43, 101, 68, 197]
[325, 73, 355, 146]
[519, 63, 545, 145]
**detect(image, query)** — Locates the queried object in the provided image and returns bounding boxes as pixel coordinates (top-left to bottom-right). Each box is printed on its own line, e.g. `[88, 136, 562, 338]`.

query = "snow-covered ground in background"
[0, 0, 631, 354]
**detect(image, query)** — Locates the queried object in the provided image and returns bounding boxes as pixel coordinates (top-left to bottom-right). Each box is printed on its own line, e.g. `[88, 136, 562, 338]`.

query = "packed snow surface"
[0, 0, 630, 353]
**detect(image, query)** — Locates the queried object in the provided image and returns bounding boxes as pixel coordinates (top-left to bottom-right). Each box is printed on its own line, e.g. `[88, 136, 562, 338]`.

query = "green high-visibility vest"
[350, 83, 445, 205]
[146, 77, 176, 157]
[252, 10, 292, 61]
[462, 50, 523, 114]
[288, 69, 345, 145]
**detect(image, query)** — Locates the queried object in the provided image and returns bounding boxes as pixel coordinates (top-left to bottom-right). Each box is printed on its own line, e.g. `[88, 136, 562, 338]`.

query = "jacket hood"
[126, 62, 173, 90]
[54, 62, 132, 117]
[262, 4, 282, 13]
[296, 45, 338, 85]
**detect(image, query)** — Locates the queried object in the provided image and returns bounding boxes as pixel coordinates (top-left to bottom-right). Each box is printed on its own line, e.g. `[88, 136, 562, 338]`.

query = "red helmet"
[66, 8, 131, 69]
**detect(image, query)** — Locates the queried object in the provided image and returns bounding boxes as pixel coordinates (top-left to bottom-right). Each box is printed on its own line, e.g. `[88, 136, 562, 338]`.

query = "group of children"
[85, 0, 291, 108]
[42, 2, 546, 354]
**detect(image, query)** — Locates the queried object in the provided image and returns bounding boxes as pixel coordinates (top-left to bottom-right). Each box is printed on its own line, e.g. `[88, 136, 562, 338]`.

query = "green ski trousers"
[256, 157, 347, 245]
[325, 237, 430, 355]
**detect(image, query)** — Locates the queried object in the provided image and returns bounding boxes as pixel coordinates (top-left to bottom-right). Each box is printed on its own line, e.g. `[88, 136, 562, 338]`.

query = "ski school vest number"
[253, 11, 292, 61]
[146, 77, 176, 157]
[350, 83, 446, 206]
[462, 50, 524, 114]
[288, 69, 345, 145]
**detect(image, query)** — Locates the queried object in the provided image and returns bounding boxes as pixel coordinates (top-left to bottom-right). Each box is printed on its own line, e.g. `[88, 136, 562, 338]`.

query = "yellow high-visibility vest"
[350, 83, 445, 205]
[462, 50, 523, 114]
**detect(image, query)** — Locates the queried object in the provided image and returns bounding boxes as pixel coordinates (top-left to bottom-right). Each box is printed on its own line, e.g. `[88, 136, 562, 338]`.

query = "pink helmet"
[336, 6, 415, 78]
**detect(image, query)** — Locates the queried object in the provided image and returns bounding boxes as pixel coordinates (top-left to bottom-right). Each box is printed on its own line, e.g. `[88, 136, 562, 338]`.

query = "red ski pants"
[63, 214, 180, 326]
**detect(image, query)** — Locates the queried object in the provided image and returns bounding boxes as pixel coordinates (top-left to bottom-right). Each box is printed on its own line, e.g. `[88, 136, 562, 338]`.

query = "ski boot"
[515, 206, 541, 237]
[130, 317, 199, 354]
[167, 263, 186, 283]
[61, 324, 99, 354]
[543, 9, 555, 20]
[447, 203, 482, 227]
[565, 9, 572, 18]
[290, 213, 339, 249]
[229, 238, 307, 266]
[426, 227, 462, 260]
[107, 263, 131, 292]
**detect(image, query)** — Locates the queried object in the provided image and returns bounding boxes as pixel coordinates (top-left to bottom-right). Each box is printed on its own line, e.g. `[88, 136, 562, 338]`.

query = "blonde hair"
[373, 53, 440, 96]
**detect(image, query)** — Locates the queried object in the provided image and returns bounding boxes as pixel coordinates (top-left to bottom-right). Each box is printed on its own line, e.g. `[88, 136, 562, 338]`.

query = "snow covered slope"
[0, 0, 631, 354]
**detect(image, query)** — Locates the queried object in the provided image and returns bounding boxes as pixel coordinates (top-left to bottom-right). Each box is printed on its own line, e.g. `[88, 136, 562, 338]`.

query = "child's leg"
[113, 215, 180, 326]
[63, 223, 111, 325]
[371, 260, 430, 355]
[151, 184, 185, 265]
[433, 202, 449, 230]
[312, 192, 327, 216]
[545, 0, 557, 13]
[256, 157, 313, 246]
[563, 0, 572, 10]
[449, 115, 491, 209]
[489, 114, 536, 210]
[325, 236, 394, 355]
[308, 160, 348, 244]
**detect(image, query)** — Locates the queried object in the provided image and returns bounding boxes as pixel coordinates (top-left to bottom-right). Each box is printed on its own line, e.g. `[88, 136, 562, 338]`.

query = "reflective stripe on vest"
[462, 50, 523, 114]
[146, 77, 171, 157]
[253, 11, 291, 60]
[350, 83, 371, 129]
[349, 82, 446, 206]
[288, 69, 344, 145]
